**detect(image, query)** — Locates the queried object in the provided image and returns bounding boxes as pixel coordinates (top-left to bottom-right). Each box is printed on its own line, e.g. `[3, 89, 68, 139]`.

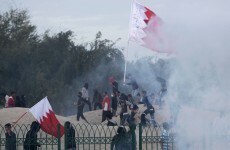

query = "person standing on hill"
[127, 94, 136, 106]
[81, 82, 92, 111]
[141, 90, 158, 127]
[92, 89, 103, 110]
[75, 92, 89, 123]
[117, 99, 131, 125]
[126, 74, 139, 97]
[7, 91, 16, 108]
[109, 76, 119, 94]
[20, 94, 26, 107]
[4, 93, 9, 108]
[116, 92, 132, 125]
[127, 104, 140, 126]
[111, 91, 118, 116]
[15, 95, 21, 107]
[102, 91, 111, 123]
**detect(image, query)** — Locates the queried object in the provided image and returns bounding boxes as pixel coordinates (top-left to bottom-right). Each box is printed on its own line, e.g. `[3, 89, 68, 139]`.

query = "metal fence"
[0, 123, 175, 150]
[0, 124, 60, 150]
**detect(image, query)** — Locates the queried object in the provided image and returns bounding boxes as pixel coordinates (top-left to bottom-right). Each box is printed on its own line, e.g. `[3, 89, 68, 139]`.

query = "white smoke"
[162, 0, 230, 149]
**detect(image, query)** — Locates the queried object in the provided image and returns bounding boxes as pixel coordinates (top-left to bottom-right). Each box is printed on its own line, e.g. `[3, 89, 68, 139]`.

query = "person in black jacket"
[106, 112, 117, 126]
[92, 89, 103, 110]
[109, 76, 119, 94]
[20, 94, 26, 107]
[65, 121, 76, 150]
[111, 92, 118, 116]
[75, 92, 89, 123]
[23, 121, 41, 150]
[5, 123, 16, 150]
[111, 126, 132, 150]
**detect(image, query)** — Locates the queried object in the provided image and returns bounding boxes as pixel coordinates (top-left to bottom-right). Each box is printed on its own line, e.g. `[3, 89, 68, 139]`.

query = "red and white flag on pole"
[129, 0, 172, 53]
[29, 97, 64, 138]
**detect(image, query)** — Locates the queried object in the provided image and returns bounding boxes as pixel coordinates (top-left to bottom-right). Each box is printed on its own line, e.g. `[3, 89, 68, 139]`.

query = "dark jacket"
[5, 131, 16, 150]
[112, 81, 118, 93]
[111, 133, 132, 150]
[77, 96, 85, 110]
[111, 95, 118, 110]
[92, 90, 103, 104]
[66, 127, 76, 148]
[119, 93, 128, 101]
[24, 122, 40, 150]
[127, 112, 136, 125]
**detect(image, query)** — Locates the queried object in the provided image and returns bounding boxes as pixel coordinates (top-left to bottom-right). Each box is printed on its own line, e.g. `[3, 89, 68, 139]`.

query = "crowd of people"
[72, 74, 171, 149]
[3, 120, 170, 150]
[0, 91, 26, 108]
[1, 74, 171, 150]
[74, 74, 167, 128]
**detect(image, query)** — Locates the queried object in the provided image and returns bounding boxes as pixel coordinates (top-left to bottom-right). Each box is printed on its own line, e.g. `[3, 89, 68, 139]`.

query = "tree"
[0, 9, 38, 93]
[0, 9, 125, 114]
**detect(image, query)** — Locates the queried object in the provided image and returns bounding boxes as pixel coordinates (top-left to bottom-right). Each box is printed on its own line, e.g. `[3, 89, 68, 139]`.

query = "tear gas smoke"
[161, 0, 230, 149]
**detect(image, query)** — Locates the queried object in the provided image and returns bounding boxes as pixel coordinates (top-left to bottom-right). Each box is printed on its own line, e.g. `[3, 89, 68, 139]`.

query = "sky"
[1, 0, 230, 61]
[0, 0, 175, 61]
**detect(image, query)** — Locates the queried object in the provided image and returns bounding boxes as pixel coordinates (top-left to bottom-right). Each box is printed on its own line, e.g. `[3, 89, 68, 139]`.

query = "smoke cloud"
[162, 0, 230, 149]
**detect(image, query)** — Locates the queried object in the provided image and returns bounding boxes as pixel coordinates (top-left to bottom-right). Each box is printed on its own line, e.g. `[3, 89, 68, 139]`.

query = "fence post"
[139, 124, 142, 150]
[58, 123, 61, 150]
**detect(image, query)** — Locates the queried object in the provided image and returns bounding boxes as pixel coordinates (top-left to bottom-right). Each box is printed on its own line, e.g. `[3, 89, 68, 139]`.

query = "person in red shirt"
[102, 91, 111, 122]
[7, 91, 16, 107]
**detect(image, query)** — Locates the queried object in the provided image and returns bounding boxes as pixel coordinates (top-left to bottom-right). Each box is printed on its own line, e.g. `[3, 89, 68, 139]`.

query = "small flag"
[29, 97, 64, 138]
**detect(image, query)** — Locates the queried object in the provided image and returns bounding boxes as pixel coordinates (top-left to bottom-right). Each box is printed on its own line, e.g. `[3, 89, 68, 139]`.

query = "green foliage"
[0, 9, 125, 114]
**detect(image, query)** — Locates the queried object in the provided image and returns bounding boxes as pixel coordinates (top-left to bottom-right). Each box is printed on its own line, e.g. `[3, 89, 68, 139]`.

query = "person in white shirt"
[5, 94, 9, 108]
[81, 82, 92, 111]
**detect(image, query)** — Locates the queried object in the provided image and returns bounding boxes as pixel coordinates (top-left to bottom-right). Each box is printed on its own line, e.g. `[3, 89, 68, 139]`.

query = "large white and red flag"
[129, 0, 172, 53]
[29, 97, 64, 138]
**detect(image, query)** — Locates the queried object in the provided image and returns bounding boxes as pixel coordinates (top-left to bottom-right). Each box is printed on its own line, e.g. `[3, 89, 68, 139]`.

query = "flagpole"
[12, 111, 28, 126]
[123, 41, 130, 83]
[123, 0, 135, 83]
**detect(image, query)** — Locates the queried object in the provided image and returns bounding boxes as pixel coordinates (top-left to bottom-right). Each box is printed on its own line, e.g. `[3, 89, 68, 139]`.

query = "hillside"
[0, 104, 171, 126]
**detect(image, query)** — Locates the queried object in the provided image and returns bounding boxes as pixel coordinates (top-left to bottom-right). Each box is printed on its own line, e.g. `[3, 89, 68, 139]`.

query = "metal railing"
[0, 123, 176, 150]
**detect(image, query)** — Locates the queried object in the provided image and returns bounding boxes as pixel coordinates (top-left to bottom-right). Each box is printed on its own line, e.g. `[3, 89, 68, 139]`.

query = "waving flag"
[129, 0, 172, 53]
[29, 97, 64, 138]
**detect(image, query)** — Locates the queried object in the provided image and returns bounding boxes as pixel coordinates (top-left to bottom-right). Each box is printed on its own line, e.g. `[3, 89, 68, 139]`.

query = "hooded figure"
[24, 121, 41, 150]
[65, 121, 76, 150]
[111, 126, 128, 150]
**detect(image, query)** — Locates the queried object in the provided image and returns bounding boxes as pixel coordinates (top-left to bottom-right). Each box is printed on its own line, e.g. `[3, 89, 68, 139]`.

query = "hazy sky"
[1, 0, 230, 60]
[0, 0, 171, 60]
